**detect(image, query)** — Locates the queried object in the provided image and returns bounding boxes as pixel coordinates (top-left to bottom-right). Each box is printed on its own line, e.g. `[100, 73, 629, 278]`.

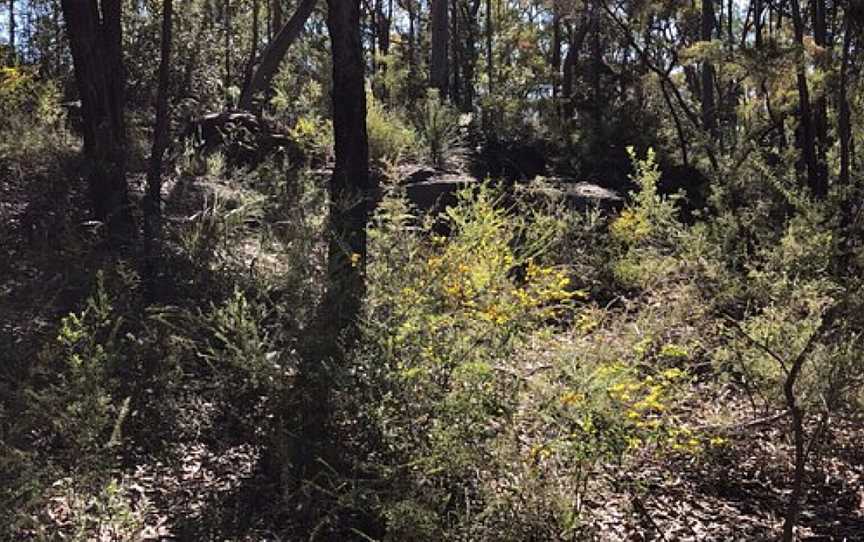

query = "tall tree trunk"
[239, 0, 317, 111]
[450, 0, 461, 104]
[272, 0, 282, 39]
[551, 0, 561, 103]
[485, 0, 492, 96]
[754, 0, 762, 48]
[144, 0, 173, 301]
[590, 0, 602, 138]
[407, 0, 416, 77]
[562, 20, 588, 122]
[790, 0, 821, 196]
[326, 0, 371, 330]
[224, 0, 231, 91]
[839, 16, 852, 186]
[375, 0, 392, 100]
[430, 0, 449, 96]
[460, 0, 480, 112]
[241, 0, 260, 98]
[701, 0, 717, 138]
[8, 0, 14, 64]
[812, 0, 829, 193]
[61, 0, 133, 243]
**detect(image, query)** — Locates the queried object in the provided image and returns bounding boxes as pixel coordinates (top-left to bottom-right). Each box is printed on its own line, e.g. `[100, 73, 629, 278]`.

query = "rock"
[522, 178, 623, 212]
[181, 111, 304, 169]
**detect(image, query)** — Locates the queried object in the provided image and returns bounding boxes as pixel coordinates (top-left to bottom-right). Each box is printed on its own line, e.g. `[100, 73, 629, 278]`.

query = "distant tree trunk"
[272, 0, 282, 39]
[450, 0, 461, 105]
[241, 0, 260, 98]
[589, 0, 602, 137]
[790, 0, 822, 196]
[144, 0, 173, 301]
[562, 20, 588, 121]
[812, 0, 829, 192]
[61, 0, 134, 243]
[8, 0, 14, 64]
[326, 0, 371, 330]
[551, 0, 561, 103]
[239, 0, 317, 111]
[407, 0, 416, 76]
[701, 0, 717, 138]
[375, 0, 392, 101]
[224, 0, 232, 91]
[459, 0, 480, 112]
[430, 0, 449, 95]
[485, 0, 492, 95]
[754, 0, 762, 47]
[839, 17, 853, 186]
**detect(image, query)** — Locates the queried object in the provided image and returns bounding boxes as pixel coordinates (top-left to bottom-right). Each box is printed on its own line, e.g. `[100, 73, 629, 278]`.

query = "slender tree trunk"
[239, 0, 317, 111]
[241, 0, 260, 98]
[754, 0, 762, 48]
[61, 0, 134, 244]
[812, 0, 829, 193]
[224, 0, 231, 91]
[144, 0, 173, 301]
[562, 20, 588, 121]
[450, 0, 461, 104]
[326, 0, 371, 330]
[375, 0, 392, 100]
[590, 0, 602, 138]
[272, 0, 282, 39]
[790, 0, 821, 196]
[430, 0, 449, 95]
[407, 0, 416, 77]
[8, 0, 14, 64]
[485, 0, 492, 96]
[701, 0, 717, 138]
[839, 17, 852, 186]
[551, 0, 561, 103]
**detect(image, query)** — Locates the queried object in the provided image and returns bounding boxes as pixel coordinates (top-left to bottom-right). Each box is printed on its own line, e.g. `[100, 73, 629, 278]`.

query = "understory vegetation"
[2, 1, 864, 540]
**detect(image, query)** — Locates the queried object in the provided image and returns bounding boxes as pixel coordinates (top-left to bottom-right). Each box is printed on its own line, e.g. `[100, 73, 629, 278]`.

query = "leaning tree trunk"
[144, 0, 173, 301]
[430, 0, 449, 96]
[239, 0, 317, 111]
[61, 0, 134, 243]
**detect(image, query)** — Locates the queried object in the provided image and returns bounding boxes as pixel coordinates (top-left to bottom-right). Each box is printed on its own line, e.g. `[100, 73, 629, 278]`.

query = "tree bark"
[485, 0, 492, 96]
[431, 0, 449, 96]
[562, 19, 589, 121]
[61, 0, 134, 243]
[839, 15, 853, 186]
[812, 0, 829, 193]
[224, 0, 231, 90]
[241, 0, 261, 98]
[754, 0, 762, 47]
[239, 0, 317, 111]
[8, 0, 14, 64]
[790, 0, 822, 196]
[590, 0, 603, 137]
[272, 0, 282, 40]
[144, 0, 173, 301]
[551, 0, 561, 103]
[326, 0, 371, 330]
[701, 0, 717, 138]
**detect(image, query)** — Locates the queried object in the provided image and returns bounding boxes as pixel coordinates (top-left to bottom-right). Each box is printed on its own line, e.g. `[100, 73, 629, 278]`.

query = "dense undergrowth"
[2, 67, 864, 541]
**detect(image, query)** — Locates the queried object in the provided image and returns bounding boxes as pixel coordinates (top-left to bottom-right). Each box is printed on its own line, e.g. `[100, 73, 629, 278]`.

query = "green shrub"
[414, 89, 464, 169]
[366, 94, 418, 165]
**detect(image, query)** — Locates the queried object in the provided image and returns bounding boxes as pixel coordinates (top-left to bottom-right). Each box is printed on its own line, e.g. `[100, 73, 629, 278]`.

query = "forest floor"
[2, 162, 864, 541]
